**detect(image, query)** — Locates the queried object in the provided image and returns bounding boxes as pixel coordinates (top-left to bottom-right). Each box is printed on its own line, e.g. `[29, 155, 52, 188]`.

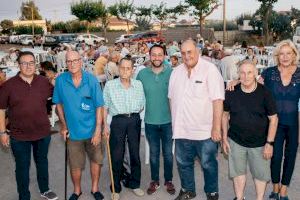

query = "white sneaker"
[132, 188, 144, 197]
[40, 190, 58, 200]
[111, 193, 120, 200]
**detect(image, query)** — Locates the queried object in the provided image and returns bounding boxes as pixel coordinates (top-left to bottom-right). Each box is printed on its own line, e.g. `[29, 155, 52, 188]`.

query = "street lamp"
[24, 5, 34, 37]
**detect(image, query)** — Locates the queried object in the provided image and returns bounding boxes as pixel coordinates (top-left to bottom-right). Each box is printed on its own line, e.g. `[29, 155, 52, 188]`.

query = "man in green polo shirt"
[136, 44, 175, 195]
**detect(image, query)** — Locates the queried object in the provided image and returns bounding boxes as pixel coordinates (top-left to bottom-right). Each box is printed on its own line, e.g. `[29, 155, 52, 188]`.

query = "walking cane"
[106, 135, 116, 200]
[65, 135, 68, 200]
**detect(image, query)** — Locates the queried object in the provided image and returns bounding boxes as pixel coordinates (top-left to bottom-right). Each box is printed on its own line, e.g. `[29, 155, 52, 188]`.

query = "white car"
[293, 26, 300, 50]
[20, 36, 33, 45]
[76, 34, 106, 45]
[115, 34, 134, 43]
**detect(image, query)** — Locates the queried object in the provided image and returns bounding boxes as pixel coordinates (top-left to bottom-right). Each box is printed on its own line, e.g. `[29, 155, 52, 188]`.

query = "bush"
[14, 25, 44, 35]
[205, 21, 238, 31]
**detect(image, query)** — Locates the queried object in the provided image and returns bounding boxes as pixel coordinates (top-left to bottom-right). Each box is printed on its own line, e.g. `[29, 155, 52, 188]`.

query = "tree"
[99, 7, 110, 38]
[14, 25, 43, 35]
[109, 0, 135, 33]
[272, 14, 292, 40]
[0, 19, 13, 34]
[257, 0, 278, 44]
[291, 7, 300, 31]
[71, 0, 106, 34]
[152, 2, 186, 31]
[185, 0, 220, 35]
[20, 1, 42, 20]
[135, 6, 152, 31]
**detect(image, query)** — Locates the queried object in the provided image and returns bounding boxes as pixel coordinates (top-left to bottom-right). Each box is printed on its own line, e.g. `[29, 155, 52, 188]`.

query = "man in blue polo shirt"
[136, 44, 175, 195]
[53, 50, 105, 200]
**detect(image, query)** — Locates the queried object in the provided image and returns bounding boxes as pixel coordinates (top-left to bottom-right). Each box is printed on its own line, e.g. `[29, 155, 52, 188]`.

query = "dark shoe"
[91, 191, 104, 200]
[69, 192, 82, 200]
[233, 197, 245, 200]
[280, 196, 289, 200]
[207, 192, 219, 200]
[269, 192, 280, 200]
[165, 181, 176, 195]
[147, 181, 160, 195]
[174, 189, 196, 200]
[41, 190, 58, 200]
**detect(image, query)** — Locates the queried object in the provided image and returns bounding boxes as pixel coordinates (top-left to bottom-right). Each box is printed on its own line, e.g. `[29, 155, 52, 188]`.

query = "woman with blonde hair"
[259, 40, 300, 200]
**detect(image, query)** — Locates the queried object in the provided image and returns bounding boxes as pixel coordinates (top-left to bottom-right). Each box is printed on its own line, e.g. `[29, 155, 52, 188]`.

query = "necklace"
[241, 81, 257, 93]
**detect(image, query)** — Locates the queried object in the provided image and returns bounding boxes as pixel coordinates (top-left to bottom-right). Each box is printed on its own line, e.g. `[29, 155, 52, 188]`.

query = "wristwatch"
[0, 130, 7, 135]
[266, 141, 274, 146]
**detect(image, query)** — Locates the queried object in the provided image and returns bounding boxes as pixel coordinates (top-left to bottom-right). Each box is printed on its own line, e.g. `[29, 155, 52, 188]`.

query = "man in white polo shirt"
[168, 40, 224, 200]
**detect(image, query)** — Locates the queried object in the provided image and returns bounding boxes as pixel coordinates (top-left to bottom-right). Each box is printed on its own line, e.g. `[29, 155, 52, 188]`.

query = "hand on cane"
[60, 126, 69, 141]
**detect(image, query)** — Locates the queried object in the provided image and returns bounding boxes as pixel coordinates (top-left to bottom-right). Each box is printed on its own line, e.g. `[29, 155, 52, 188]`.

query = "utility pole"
[31, 6, 34, 37]
[223, 0, 226, 45]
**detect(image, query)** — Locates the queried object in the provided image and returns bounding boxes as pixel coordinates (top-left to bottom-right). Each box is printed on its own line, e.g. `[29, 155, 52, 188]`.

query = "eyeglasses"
[66, 58, 81, 65]
[19, 61, 35, 67]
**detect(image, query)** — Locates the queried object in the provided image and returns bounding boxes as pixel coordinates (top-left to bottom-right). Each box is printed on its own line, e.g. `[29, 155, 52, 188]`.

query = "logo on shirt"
[81, 103, 91, 111]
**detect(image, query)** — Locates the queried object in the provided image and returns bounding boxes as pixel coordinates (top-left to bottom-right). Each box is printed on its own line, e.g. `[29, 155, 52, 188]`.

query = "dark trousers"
[145, 123, 173, 182]
[10, 136, 51, 200]
[271, 123, 299, 186]
[110, 114, 142, 193]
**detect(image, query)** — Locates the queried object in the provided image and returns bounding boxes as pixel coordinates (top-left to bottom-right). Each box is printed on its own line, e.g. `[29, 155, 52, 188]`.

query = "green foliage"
[272, 14, 292, 40]
[20, 1, 42, 20]
[109, 0, 134, 21]
[14, 25, 43, 35]
[185, 0, 220, 20]
[1, 19, 14, 33]
[134, 17, 151, 31]
[291, 7, 300, 30]
[71, 0, 106, 23]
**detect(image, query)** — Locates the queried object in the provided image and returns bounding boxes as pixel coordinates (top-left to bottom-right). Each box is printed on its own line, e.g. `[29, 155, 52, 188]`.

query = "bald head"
[66, 50, 81, 61]
[181, 39, 200, 69]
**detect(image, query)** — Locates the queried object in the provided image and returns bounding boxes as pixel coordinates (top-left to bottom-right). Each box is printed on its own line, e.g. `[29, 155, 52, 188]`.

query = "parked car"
[115, 34, 134, 43]
[18, 34, 33, 45]
[44, 34, 77, 47]
[75, 34, 106, 45]
[20, 36, 33, 46]
[117, 31, 165, 44]
[9, 35, 20, 44]
[0, 36, 9, 44]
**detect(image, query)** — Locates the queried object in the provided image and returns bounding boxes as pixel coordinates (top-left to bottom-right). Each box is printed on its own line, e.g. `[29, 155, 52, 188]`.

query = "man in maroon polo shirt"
[0, 51, 58, 200]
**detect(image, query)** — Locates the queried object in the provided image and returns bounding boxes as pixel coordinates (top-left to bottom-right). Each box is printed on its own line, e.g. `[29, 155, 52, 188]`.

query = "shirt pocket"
[192, 81, 206, 98]
[80, 96, 95, 112]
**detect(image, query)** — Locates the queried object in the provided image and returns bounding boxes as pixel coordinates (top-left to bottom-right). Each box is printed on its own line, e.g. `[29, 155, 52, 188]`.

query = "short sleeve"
[207, 64, 225, 100]
[223, 90, 231, 112]
[91, 76, 104, 108]
[263, 87, 277, 116]
[0, 83, 10, 109]
[103, 82, 111, 109]
[168, 70, 175, 99]
[52, 76, 62, 104]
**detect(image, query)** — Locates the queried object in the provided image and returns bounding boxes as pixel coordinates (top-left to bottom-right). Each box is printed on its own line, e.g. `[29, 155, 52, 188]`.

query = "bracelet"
[0, 130, 7, 135]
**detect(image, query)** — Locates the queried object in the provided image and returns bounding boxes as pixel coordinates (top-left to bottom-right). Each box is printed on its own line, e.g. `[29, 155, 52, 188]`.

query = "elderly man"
[221, 49, 239, 84]
[103, 57, 145, 200]
[53, 50, 105, 200]
[222, 60, 278, 200]
[0, 51, 58, 200]
[168, 40, 224, 200]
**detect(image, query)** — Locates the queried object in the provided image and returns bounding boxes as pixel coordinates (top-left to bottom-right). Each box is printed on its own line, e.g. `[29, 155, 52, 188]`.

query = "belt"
[114, 113, 139, 118]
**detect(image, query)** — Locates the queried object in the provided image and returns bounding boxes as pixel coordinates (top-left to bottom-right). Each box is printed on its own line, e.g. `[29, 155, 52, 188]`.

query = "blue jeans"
[175, 138, 218, 194]
[145, 123, 173, 182]
[10, 136, 51, 200]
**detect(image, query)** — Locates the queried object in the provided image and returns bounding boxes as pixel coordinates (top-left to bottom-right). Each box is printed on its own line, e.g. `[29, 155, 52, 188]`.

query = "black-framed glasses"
[66, 58, 81, 65]
[19, 61, 35, 67]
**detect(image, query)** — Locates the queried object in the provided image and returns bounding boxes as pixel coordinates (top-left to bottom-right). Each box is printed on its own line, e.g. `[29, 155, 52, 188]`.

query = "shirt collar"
[117, 78, 135, 88]
[66, 70, 88, 86]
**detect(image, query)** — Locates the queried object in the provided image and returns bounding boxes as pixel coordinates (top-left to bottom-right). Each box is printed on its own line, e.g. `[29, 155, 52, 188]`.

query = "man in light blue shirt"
[53, 50, 105, 200]
[103, 57, 145, 200]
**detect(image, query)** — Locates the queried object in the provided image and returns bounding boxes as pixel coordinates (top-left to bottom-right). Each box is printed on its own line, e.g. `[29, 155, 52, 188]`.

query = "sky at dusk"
[0, 0, 299, 22]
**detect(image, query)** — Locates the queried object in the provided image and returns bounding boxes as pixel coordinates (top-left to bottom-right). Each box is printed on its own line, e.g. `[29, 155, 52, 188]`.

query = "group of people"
[0, 37, 299, 200]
